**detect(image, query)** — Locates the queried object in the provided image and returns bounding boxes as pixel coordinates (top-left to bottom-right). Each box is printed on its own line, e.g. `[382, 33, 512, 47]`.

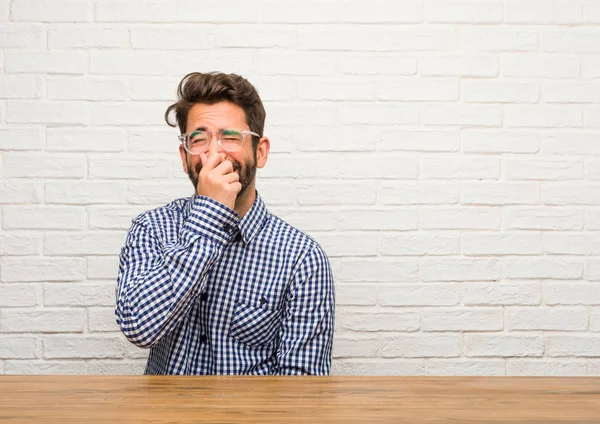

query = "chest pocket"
[229, 302, 282, 347]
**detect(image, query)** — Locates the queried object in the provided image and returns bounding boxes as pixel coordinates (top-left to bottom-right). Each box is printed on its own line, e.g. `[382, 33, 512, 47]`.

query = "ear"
[255, 136, 270, 169]
[179, 143, 189, 173]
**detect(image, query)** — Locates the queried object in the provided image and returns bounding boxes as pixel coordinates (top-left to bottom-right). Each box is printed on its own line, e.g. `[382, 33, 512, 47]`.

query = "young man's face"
[179, 101, 267, 197]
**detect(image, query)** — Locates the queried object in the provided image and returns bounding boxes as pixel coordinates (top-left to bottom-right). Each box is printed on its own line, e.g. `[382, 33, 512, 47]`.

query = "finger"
[223, 172, 240, 184]
[230, 182, 242, 194]
[201, 152, 223, 171]
[213, 160, 234, 176]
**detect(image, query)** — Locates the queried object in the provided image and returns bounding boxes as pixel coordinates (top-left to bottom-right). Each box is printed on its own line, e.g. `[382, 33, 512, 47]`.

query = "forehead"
[186, 101, 248, 132]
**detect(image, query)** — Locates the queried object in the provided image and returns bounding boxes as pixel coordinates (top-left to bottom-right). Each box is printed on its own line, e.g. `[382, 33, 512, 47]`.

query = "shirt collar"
[183, 191, 269, 245]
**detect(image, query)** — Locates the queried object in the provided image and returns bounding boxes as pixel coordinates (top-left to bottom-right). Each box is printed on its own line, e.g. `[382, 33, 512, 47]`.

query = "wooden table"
[1, 376, 600, 423]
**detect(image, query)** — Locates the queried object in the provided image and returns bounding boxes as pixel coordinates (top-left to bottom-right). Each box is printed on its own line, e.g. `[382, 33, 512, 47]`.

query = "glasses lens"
[220, 129, 244, 151]
[187, 131, 209, 154]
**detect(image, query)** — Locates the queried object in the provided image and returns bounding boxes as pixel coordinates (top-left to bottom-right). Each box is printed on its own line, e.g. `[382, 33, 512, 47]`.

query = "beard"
[187, 152, 257, 200]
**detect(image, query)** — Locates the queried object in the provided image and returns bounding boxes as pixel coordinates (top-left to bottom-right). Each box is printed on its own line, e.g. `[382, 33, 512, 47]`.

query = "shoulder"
[130, 197, 190, 235]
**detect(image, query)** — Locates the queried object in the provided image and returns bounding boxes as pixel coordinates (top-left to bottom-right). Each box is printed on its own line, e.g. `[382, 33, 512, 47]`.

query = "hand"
[197, 152, 242, 211]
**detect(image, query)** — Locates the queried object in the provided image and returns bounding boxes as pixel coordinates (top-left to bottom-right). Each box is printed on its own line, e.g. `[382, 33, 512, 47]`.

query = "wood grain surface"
[1, 376, 600, 423]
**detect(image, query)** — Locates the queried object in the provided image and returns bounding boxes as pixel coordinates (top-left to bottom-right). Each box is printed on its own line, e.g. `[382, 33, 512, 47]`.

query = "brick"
[547, 336, 600, 357]
[343, 0, 422, 22]
[43, 336, 124, 359]
[256, 52, 335, 75]
[541, 132, 600, 155]
[463, 283, 541, 306]
[338, 209, 418, 231]
[297, 182, 376, 205]
[48, 25, 128, 48]
[502, 54, 580, 78]
[541, 28, 600, 54]
[420, 55, 497, 77]
[505, 0, 582, 24]
[45, 232, 124, 256]
[380, 28, 458, 51]
[421, 258, 500, 282]
[543, 81, 600, 103]
[256, 181, 295, 206]
[261, 0, 339, 23]
[544, 184, 600, 205]
[379, 129, 460, 152]
[586, 107, 600, 128]
[88, 360, 147, 375]
[420, 207, 501, 230]
[505, 208, 583, 231]
[298, 26, 378, 51]
[585, 0, 600, 23]
[544, 233, 600, 255]
[427, 360, 505, 376]
[130, 78, 181, 101]
[0, 75, 42, 99]
[91, 102, 168, 126]
[462, 80, 539, 103]
[463, 233, 542, 256]
[294, 125, 376, 152]
[544, 284, 600, 305]
[88, 256, 120, 280]
[462, 130, 539, 154]
[0, 0, 7, 20]
[89, 157, 171, 179]
[0, 233, 41, 256]
[333, 335, 379, 358]
[0, 337, 38, 359]
[0, 284, 41, 307]
[503, 258, 583, 280]
[423, 308, 503, 331]
[339, 155, 418, 179]
[171, 51, 255, 76]
[378, 78, 458, 101]
[588, 159, 600, 179]
[2, 257, 84, 282]
[97, 0, 258, 23]
[462, 182, 539, 205]
[420, 156, 500, 179]
[380, 284, 461, 306]
[422, 104, 501, 126]
[4, 360, 87, 375]
[47, 128, 126, 152]
[583, 56, 600, 78]
[587, 210, 600, 230]
[461, 27, 537, 51]
[44, 283, 115, 307]
[298, 78, 374, 101]
[7, 101, 89, 125]
[5, 51, 87, 74]
[1, 309, 84, 333]
[381, 335, 461, 358]
[505, 105, 582, 128]
[88, 307, 119, 332]
[380, 233, 460, 256]
[46, 181, 127, 205]
[335, 284, 378, 306]
[47, 77, 127, 101]
[0, 23, 44, 48]
[504, 159, 583, 181]
[507, 307, 588, 331]
[88, 206, 148, 230]
[426, 0, 502, 23]
[333, 359, 426, 376]
[3, 152, 86, 178]
[128, 181, 194, 205]
[11, 0, 91, 21]
[213, 26, 293, 48]
[338, 55, 417, 75]
[128, 129, 176, 152]
[311, 233, 377, 257]
[465, 335, 543, 357]
[507, 360, 586, 376]
[0, 128, 43, 151]
[335, 259, 419, 282]
[380, 182, 460, 205]
[268, 103, 337, 126]
[0, 179, 43, 204]
[587, 259, 600, 281]
[336, 311, 420, 332]
[272, 209, 336, 231]
[131, 27, 210, 49]
[247, 76, 296, 102]
[591, 309, 600, 331]
[90, 51, 170, 76]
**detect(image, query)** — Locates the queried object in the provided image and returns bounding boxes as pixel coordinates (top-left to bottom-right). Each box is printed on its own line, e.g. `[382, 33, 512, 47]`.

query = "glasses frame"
[178, 128, 260, 155]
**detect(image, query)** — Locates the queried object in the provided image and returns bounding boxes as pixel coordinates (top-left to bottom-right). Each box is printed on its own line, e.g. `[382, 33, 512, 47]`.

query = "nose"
[206, 133, 225, 155]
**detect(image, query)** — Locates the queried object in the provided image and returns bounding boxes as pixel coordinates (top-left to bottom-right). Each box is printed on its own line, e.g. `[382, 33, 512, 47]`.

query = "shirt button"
[200, 334, 208, 343]
[200, 292, 208, 302]
[223, 223, 232, 232]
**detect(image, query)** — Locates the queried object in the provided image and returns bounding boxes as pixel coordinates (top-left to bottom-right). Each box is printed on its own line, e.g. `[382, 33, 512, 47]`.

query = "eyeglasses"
[178, 128, 259, 155]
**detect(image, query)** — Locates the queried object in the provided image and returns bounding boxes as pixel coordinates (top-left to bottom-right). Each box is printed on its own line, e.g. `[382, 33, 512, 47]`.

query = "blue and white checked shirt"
[115, 192, 335, 375]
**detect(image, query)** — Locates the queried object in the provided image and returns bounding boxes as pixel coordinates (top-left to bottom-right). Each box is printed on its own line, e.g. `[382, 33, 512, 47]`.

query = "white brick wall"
[1, 0, 600, 377]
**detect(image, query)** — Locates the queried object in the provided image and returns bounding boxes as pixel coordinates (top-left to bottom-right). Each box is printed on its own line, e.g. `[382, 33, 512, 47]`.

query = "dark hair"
[165, 72, 266, 148]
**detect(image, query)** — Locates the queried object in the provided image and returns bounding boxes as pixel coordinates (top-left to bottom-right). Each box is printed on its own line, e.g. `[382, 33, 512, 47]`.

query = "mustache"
[194, 162, 241, 174]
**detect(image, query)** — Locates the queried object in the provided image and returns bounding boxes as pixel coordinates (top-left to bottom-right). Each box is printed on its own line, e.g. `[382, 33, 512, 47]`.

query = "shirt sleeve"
[115, 196, 238, 348]
[275, 242, 335, 375]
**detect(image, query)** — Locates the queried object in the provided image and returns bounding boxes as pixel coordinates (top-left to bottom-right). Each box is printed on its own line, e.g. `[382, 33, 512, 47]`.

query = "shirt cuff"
[182, 196, 239, 246]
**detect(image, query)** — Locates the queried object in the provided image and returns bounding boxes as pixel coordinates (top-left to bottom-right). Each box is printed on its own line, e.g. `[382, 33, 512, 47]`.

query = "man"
[115, 72, 335, 375]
